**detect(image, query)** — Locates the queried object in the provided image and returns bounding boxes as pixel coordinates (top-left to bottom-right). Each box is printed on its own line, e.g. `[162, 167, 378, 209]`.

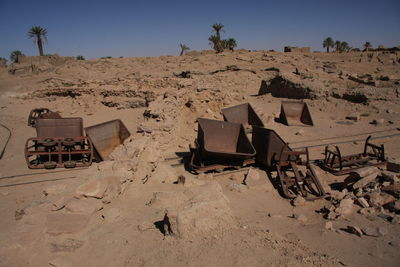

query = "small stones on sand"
[291, 196, 306, 207]
[325, 221, 334, 231]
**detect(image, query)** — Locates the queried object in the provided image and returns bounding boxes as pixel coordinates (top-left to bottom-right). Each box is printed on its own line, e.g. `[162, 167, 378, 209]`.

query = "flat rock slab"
[46, 213, 90, 235]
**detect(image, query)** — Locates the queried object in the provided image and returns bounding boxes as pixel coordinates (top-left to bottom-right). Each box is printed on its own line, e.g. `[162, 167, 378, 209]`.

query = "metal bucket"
[36, 118, 84, 138]
[279, 101, 313, 126]
[197, 118, 256, 160]
[222, 103, 264, 127]
[85, 119, 130, 161]
[251, 126, 292, 167]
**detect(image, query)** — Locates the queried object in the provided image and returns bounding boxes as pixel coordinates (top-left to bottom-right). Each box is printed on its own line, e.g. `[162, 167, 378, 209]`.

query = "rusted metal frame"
[320, 136, 386, 175]
[276, 144, 325, 199]
[189, 142, 255, 172]
[25, 136, 93, 169]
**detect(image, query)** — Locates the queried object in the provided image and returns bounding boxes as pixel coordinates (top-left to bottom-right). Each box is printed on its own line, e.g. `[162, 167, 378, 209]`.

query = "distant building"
[284, 46, 311, 53]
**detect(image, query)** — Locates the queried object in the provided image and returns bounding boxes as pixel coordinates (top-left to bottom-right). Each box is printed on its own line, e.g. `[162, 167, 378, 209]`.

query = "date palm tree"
[364, 42, 372, 51]
[28, 26, 48, 56]
[323, 37, 334, 53]
[226, 38, 237, 51]
[212, 23, 224, 39]
[10, 50, 24, 63]
[179, 44, 190, 56]
[209, 35, 223, 53]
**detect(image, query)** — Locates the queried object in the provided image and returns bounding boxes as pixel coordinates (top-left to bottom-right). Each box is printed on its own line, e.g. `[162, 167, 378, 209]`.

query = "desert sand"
[0, 49, 399, 267]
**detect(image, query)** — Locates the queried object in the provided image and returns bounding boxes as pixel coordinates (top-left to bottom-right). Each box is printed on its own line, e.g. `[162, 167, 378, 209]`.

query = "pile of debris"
[323, 164, 400, 221]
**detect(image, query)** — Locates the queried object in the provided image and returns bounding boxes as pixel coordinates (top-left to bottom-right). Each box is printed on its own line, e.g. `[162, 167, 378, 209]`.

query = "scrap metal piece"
[222, 103, 264, 129]
[85, 119, 130, 161]
[319, 136, 386, 175]
[189, 118, 256, 172]
[279, 101, 313, 126]
[25, 118, 93, 169]
[0, 123, 11, 159]
[28, 108, 62, 127]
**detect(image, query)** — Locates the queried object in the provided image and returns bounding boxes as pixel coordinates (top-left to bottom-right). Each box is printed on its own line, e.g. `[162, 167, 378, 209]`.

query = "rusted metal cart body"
[25, 118, 93, 169]
[189, 118, 256, 172]
[319, 136, 386, 175]
[222, 103, 264, 129]
[252, 126, 325, 199]
[279, 101, 313, 127]
[85, 119, 131, 161]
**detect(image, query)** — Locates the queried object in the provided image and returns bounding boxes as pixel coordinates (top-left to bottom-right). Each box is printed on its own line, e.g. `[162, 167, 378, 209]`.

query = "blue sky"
[1, 0, 399, 59]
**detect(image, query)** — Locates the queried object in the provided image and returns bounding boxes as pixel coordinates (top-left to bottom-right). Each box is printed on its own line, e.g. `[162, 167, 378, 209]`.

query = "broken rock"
[335, 198, 355, 216]
[325, 221, 334, 231]
[75, 178, 108, 199]
[347, 225, 363, 237]
[356, 197, 370, 208]
[367, 192, 396, 207]
[65, 198, 103, 214]
[46, 213, 90, 235]
[292, 196, 306, 207]
[43, 184, 67, 196]
[352, 166, 380, 178]
[244, 168, 266, 187]
[352, 172, 378, 189]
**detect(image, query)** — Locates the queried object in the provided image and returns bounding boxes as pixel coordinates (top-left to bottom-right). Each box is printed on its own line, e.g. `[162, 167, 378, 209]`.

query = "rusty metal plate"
[197, 118, 256, 160]
[279, 101, 313, 126]
[85, 119, 130, 161]
[222, 103, 264, 127]
[36, 118, 84, 138]
[251, 126, 293, 168]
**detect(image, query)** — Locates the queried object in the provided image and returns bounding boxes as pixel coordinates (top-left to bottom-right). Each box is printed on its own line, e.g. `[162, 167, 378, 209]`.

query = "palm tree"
[226, 38, 237, 51]
[10, 50, 24, 63]
[212, 23, 224, 39]
[335, 40, 341, 52]
[323, 37, 334, 53]
[209, 35, 223, 53]
[364, 42, 372, 51]
[179, 44, 190, 56]
[340, 41, 350, 52]
[28, 26, 48, 56]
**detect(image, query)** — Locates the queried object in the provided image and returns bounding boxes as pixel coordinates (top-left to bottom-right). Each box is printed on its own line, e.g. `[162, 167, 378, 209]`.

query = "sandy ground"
[0, 50, 399, 267]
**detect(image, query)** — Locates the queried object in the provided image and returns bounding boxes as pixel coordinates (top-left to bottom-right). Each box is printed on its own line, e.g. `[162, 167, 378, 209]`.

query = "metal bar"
[0, 168, 88, 180]
[0, 123, 11, 159]
[0, 176, 77, 188]
[291, 132, 400, 149]
[289, 128, 400, 145]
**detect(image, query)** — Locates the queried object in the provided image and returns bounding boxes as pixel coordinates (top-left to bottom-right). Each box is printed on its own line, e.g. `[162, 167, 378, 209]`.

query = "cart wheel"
[44, 161, 57, 169]
[64, 160, 76, 168]
[42, 138, 57, 147]
[62, 138, 76, 147]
